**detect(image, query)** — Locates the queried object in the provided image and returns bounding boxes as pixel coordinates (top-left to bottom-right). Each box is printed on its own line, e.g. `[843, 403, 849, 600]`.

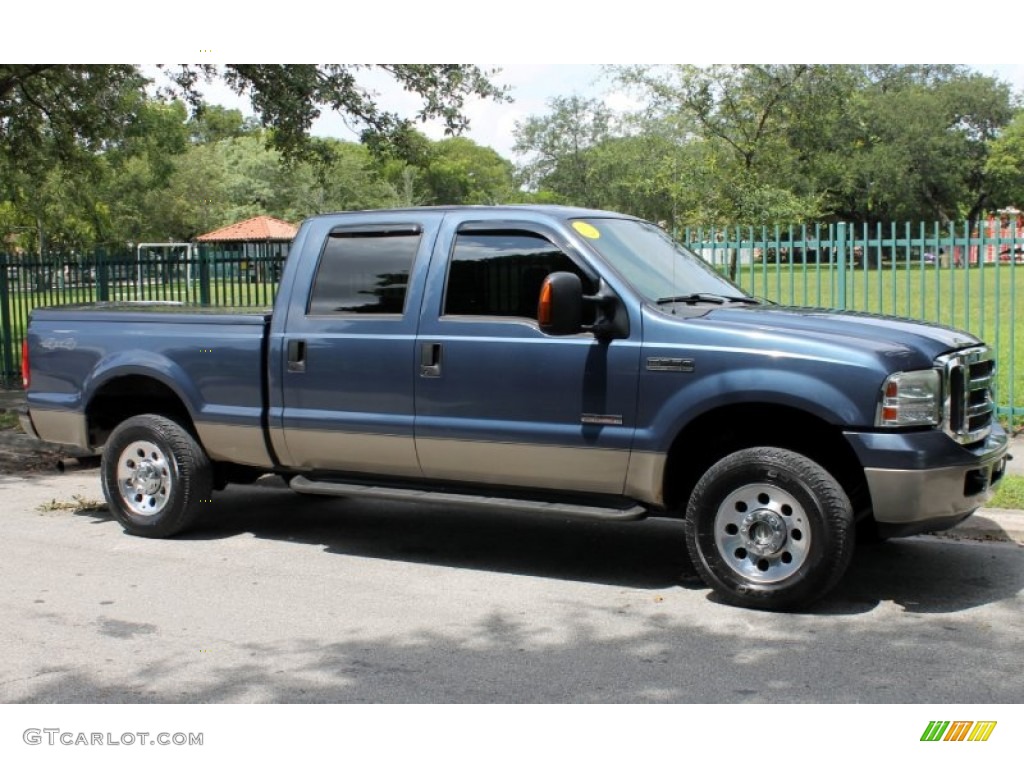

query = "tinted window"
[444, 231, 594, 319]
[574, 217, 748, 302]
[308, 231, 420, 315]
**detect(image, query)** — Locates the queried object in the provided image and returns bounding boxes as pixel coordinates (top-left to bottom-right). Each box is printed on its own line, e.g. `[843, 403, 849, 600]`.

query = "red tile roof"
[195, 216, 297, 242]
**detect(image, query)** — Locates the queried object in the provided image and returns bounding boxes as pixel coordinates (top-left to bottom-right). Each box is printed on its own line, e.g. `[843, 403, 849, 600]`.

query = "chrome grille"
[937, 348, 995, 445]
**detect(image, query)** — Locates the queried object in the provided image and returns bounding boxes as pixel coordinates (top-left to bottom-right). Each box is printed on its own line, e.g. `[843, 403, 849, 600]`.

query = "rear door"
[277, 213, 441, 474]
[414, 216, 641, 495]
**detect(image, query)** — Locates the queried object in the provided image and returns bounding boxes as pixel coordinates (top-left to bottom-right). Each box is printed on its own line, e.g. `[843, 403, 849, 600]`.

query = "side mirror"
[538, 272, 583, 335]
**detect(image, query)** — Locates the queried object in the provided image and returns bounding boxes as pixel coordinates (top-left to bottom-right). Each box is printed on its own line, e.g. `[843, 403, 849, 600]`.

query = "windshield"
[572, 218, 750, 304]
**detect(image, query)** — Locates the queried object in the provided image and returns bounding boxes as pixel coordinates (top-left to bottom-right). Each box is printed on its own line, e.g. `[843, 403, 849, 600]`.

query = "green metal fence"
[1, 222, 1021, 422]
[0, 243, 287, 387]
[681, 220, 1023, 421]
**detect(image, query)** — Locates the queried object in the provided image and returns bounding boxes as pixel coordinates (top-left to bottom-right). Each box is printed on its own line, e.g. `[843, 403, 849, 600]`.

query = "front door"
[415, 219, 641, 495]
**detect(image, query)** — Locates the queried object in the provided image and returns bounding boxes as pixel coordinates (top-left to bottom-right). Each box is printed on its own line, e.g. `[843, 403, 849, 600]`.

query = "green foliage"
[0, 65, 146, 166]
[610, 64, 827, 224]
[5, 63, 1024, 254]
[423, 137, 515, 204]
[188, 105, 253, 144]
[513, 96, 615, 206]
[986, 111, 1024, 209]
[498, 64, 1021, 230]
[159, 64, 508, 162]
[989, 476, 1024, 510]
[1, 65, 508, 249]
[817, 70, 1014, 223]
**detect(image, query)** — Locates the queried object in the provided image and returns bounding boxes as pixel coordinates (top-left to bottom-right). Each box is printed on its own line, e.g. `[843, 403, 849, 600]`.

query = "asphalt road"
[1, 469, 1022, 703]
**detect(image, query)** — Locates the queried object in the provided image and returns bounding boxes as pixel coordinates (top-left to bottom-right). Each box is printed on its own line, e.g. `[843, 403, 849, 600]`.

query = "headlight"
[876, 369, 941, 427]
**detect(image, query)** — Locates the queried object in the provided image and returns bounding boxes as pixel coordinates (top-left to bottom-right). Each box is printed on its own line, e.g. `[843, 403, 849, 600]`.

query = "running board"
[289, 476, 647, 522]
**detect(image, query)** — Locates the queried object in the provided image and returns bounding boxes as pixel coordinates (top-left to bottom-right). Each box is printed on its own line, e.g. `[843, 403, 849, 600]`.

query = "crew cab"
[19, 206, 1010, 609]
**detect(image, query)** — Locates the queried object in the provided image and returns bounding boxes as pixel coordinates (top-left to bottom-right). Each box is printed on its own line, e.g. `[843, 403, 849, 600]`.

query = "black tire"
[100, 414, 213, 538]
[684, 447, 855, 611]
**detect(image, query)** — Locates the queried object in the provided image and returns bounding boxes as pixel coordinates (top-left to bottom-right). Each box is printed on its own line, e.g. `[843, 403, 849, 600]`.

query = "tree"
[613, 64, 827, 225]
[293, 139, 396, 214]
[0, 66, 148, 252]
[513, 96, 615, 206]
[188, 105, 254, 144]
[423, 137, 515, 204]
[0, 65, 147, 166]
[985, 110, 1024, 208]
[611, 64, 1017, 227]
[814, 68, 1015, 224]
[159, 65, 507, 161]
[1, 64, 507, 250]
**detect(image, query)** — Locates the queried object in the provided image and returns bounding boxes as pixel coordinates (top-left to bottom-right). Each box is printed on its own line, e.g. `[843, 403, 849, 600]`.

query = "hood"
[695, 305, 982, 363]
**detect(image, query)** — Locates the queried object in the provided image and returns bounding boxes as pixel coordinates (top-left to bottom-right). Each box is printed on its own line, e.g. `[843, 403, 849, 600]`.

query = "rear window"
[308, 231, 421, 315]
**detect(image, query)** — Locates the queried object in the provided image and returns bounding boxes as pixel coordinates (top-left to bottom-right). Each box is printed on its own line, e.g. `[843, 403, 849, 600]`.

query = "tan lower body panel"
[208, 424, 666, 503]
[416, 437, 631, 495]
[195, 422, 273, 467]
[624, 451, 666, 506]
[28, 408, 90, 450]
[281, 429, 422, 476]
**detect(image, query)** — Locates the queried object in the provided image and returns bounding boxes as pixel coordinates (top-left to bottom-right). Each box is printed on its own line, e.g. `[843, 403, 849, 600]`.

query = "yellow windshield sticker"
[572, 221, 601, 239]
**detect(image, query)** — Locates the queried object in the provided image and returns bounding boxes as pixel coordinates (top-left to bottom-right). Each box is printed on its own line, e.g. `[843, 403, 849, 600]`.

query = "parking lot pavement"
[2, 468, 1023, 704]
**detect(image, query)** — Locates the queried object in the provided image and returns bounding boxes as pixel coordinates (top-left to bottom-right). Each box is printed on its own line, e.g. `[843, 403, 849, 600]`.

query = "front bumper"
[846, 427, 1009, 538]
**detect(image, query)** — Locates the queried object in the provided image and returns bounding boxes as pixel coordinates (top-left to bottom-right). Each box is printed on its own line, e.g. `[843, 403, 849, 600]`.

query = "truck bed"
[25, 303, 272, 466]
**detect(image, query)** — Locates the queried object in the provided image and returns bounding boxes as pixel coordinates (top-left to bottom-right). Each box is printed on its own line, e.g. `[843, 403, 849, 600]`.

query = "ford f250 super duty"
[19, 206, 1010, 610]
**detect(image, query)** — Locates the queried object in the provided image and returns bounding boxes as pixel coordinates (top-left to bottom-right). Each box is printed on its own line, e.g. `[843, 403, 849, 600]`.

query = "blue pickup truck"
[19, 206, 1010, 609]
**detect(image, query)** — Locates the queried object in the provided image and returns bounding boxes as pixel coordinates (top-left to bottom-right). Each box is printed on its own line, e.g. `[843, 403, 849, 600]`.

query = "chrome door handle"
[420, 342, 442, 378]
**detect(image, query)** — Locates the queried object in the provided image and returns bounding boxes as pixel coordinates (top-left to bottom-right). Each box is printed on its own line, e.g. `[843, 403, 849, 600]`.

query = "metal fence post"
[0, 253, 14, 384]
[836, 222, 848, 310]
[198, 244, 211, 306]
[95, 247, 109, 302]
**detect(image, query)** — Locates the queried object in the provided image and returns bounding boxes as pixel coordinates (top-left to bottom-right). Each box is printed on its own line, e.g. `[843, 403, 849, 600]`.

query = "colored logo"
[921, 721, 997, 742]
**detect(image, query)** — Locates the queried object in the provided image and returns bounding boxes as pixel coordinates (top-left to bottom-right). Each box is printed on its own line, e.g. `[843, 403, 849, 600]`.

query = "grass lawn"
[733, 261, 1024, 425]
[989, 475, 1024, 510]
[0, 410, 19, 431]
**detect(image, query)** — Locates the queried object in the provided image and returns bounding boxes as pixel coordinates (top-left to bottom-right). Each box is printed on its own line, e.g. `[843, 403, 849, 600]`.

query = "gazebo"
[194, 215, 298, 283]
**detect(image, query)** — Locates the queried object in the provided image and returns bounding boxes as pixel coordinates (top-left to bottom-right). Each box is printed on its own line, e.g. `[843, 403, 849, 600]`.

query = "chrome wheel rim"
[713, 483, 811, 584]
[115, 440, 171, 516]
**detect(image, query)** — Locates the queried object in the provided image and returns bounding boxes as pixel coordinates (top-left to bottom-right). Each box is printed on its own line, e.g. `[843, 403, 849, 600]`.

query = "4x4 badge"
[581, 414, 623, 426]
[646, 357, 694, 372]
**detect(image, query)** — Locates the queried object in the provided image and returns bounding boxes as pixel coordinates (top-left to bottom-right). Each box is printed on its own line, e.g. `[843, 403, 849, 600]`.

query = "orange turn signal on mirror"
[538, 281, 552, 326]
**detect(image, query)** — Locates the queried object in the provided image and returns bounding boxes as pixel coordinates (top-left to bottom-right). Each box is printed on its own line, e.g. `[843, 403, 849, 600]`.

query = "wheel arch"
[661, 402, 869, 519]
[85, 374, 196, 449]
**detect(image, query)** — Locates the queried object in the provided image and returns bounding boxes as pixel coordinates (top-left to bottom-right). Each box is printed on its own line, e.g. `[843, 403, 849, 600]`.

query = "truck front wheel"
[101, 414, 213, 538]
[684, 447, 855, 611]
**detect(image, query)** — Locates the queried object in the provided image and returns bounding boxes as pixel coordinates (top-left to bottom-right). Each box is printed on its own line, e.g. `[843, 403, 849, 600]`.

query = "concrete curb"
[930, 507, 1024, 546]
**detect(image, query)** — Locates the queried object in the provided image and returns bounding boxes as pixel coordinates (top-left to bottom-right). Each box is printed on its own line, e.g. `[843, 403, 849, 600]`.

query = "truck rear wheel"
[684, 447, 855, 611]
[101, 414, 212, 538]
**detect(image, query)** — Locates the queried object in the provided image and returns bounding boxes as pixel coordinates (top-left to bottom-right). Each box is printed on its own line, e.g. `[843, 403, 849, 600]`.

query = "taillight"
[21, 339, 30, 390]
